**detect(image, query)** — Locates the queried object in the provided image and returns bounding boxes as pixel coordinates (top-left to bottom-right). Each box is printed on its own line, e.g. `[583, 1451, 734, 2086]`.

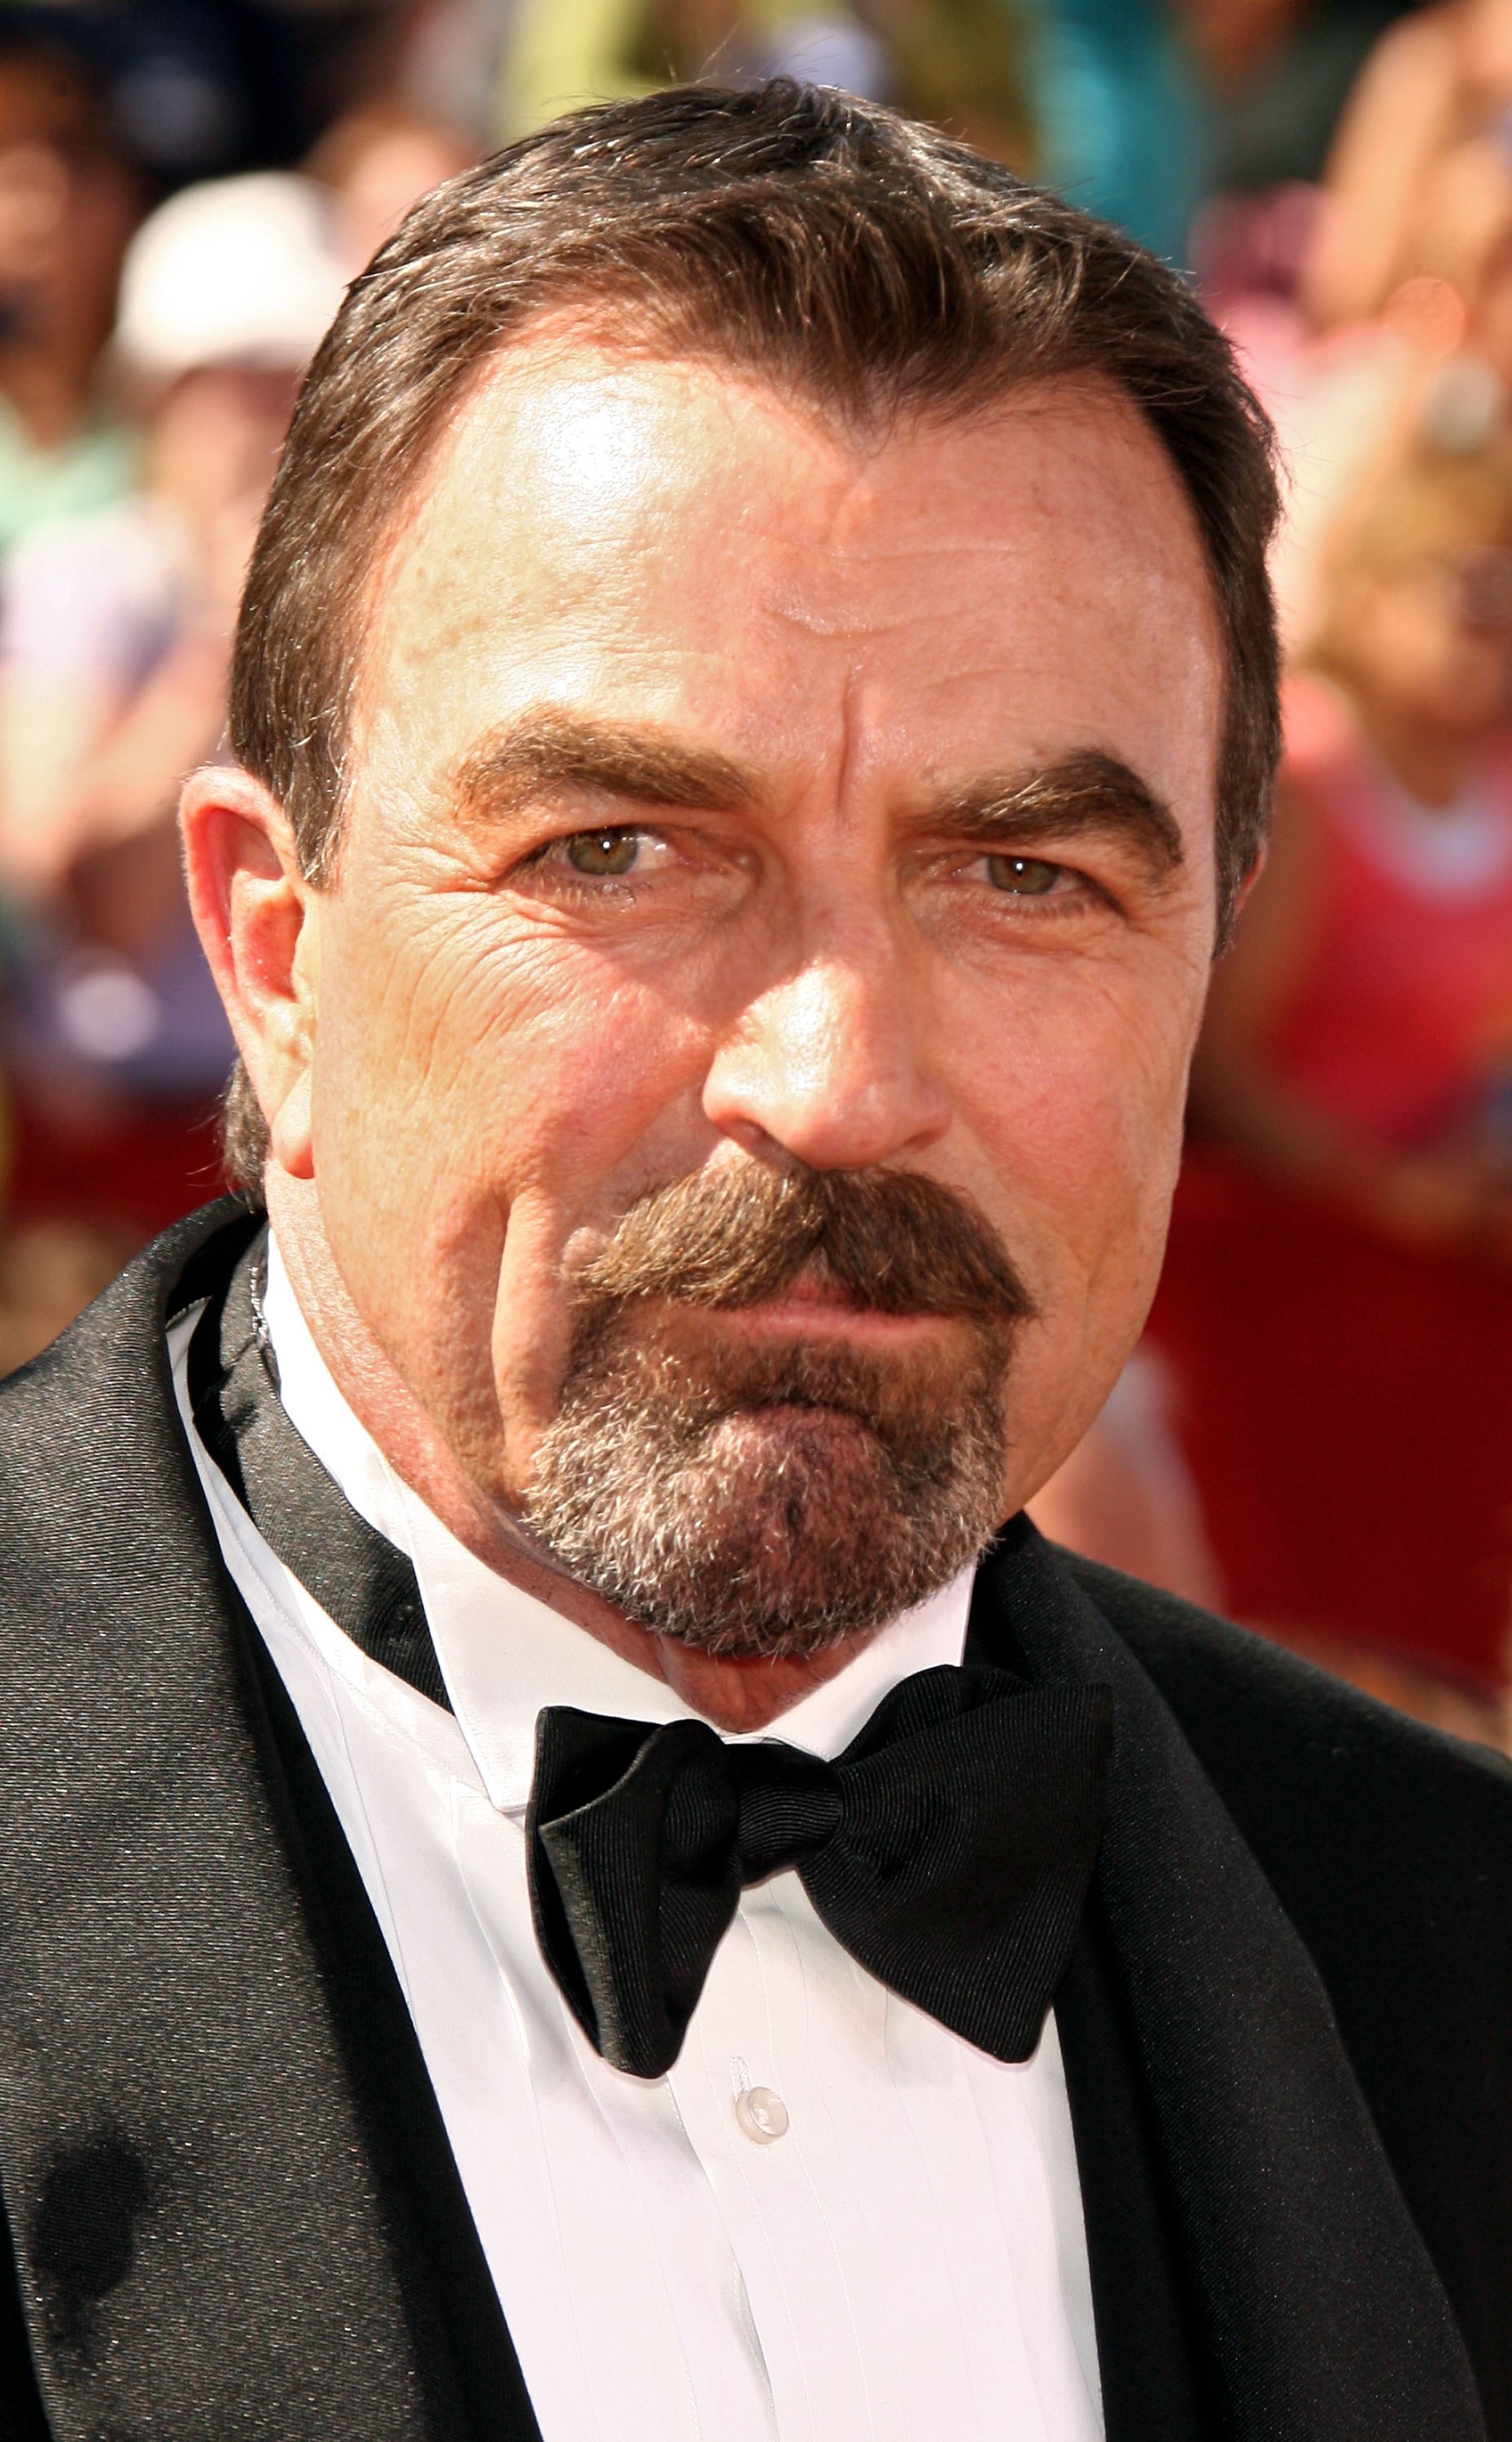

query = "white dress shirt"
[171, 1237, 1104, 2442]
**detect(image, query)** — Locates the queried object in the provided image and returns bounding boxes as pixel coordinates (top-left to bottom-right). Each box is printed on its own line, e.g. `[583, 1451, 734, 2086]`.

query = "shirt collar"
[263, 1233, 977, 1813]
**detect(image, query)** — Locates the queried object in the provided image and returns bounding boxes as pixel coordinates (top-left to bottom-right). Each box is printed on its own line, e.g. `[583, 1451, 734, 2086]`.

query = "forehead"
[357, 338, 1224, 838]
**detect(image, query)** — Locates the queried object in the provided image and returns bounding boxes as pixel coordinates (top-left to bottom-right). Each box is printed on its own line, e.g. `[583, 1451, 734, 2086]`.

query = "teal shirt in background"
[1024, 0, 1208, 267]
[0, 399, 138, 558]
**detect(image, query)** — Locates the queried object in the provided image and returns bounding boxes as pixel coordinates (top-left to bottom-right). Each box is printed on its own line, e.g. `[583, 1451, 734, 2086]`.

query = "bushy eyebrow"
[448, 715, 1184, 886]
[449, 707, 759, 825]
[920, 751, 1185, 883]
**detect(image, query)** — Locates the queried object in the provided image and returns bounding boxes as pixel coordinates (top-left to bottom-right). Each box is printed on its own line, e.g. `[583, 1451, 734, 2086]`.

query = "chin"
[529, 1392, 1001, 1659]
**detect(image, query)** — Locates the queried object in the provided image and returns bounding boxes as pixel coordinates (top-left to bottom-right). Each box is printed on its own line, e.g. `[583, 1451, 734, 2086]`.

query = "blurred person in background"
[397, 0, 517, 144]
[1182, 0, 1408, 396]
[0, 170, 342, 1242]
[1020, 0, 1207, 261]
[1022, 0, 1396, 274]
[0, 97, 479, 1285]
[1242, 139, 1512, 653]
[871, 0, 1034, 165]
[500, 0, 894, 135]
[0, 25, 140, 550]
[498, 0, 1033, 166]
[304, 96, 479, 273]
[1208, 34, 1512, 710]
[49, 0, 413, 190]
[1183, 0, 1407, 208]
[1306, 0, 1512, 328]
[1145, 399, 1512, 1740]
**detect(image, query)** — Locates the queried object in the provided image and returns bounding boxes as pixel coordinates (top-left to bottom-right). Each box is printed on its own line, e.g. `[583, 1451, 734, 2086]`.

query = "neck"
[264, 1184, 876, 1731]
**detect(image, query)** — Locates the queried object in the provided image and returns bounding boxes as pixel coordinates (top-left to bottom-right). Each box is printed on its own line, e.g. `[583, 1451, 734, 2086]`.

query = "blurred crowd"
[2, 0, 1512, 1742]
[1030, 0, 1512, 1753]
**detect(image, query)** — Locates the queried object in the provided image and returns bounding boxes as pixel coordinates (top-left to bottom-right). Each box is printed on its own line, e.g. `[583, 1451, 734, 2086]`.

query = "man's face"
[286, 339, 1224, 1641]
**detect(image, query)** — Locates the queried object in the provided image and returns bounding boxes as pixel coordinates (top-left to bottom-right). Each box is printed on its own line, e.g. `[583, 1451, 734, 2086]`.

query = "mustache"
[575, 1162, 1036, 1325]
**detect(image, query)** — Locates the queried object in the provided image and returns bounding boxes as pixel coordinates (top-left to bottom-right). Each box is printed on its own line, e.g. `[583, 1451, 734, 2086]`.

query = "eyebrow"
[448, 714, 1184, 885]
[449, 708, 759, 827]
[919, 751, 1185, 885]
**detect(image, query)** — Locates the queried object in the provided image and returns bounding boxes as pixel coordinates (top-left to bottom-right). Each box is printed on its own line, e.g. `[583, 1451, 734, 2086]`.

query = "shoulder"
[1063, 1548, 1512, 1898]
[1061, 1547, 1512, 2137]
[1061, 1549, 1512, 2419]
[0, 1201, 255, 1556]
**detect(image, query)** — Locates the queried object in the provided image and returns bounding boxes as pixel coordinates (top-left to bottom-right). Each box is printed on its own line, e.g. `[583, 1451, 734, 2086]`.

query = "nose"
[703, 934, 950, 1172]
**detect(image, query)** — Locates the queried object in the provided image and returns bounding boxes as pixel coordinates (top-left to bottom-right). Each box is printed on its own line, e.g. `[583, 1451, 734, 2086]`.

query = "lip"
[697, 1293, 957, 1346]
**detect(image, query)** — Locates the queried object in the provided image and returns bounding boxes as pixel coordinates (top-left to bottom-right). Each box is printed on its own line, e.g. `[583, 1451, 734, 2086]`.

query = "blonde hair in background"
[1300, 369, 1512, 685]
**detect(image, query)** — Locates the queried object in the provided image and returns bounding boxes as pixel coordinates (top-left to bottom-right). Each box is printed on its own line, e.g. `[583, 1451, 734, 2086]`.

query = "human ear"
[1231, 838, 1268, 921]
[1212, 837, 1269, 958]
[179, 764, 321, 1181]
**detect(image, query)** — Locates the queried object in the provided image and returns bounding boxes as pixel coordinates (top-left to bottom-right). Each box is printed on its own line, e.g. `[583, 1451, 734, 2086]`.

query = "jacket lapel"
[1052, 1915, 1214, 2439]
[0, 1204, 539, 2441]
[971, 1521, 1487, 2442]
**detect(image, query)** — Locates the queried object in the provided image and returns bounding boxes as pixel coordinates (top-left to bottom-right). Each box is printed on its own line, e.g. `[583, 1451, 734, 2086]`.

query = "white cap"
[115, 172, 346, 382]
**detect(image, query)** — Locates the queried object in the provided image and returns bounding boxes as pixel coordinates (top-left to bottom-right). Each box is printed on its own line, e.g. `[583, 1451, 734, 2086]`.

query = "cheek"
[959, 969, 1198, 1494]
[308, 888, 728, 1484]
[959, 954, 1199, 1297]
[977, 957, 1201, 1206]
[311, 884, 714, 1241]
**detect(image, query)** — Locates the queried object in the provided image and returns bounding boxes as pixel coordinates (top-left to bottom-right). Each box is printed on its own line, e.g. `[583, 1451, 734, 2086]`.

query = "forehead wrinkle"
[916, 751, 1186, 879]
[757, 546, 1042, 644]
[446, 705, 763, 825]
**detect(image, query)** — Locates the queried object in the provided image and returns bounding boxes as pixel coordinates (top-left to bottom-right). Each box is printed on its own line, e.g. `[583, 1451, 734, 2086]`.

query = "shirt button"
[735, 2085, 789, 2144]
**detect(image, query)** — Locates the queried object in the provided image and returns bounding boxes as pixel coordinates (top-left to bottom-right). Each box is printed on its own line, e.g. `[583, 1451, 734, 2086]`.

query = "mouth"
[669, 1269, 967, 1349]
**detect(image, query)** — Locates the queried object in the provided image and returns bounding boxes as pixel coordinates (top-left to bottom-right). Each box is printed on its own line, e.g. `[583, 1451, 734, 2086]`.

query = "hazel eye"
[985, 853, 1061, 896]
[563, 829, 641, 877]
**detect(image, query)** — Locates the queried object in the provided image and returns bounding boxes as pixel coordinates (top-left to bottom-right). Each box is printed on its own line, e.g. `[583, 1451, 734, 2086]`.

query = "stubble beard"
[522, 1166, 1029, 1659]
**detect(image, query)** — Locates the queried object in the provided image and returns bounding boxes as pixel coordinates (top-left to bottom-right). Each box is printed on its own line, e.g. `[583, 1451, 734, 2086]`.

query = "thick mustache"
[576, 1163, 1036, 1325]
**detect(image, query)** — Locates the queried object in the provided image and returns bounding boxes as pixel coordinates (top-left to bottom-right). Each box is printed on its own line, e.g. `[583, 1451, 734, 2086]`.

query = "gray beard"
[523, 1314, 1011, 1658]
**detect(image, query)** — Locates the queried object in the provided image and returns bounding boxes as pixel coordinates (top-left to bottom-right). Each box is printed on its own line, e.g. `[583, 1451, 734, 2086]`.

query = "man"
[0, 80, 1505, 2442]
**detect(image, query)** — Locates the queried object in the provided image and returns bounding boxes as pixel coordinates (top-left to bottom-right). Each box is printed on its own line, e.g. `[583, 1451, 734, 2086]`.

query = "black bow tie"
[185, 1232, 1112, 2081]
[527, 1664, 1112, 2079]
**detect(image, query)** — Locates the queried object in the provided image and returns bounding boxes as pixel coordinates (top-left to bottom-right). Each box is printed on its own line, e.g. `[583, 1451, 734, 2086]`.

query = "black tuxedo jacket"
[0, 1202, 1507, 2441]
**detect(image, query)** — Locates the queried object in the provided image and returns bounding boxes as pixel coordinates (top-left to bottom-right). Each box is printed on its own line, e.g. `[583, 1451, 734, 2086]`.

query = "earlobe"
[1232, 839, 1268, 919]
[269, 1068, 316, 1180]
[180, 763, 319, 1180]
